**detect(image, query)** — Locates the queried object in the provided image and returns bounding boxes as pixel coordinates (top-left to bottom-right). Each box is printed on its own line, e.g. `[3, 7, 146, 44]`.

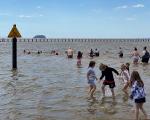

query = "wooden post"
[12, 37, 17, 69]
[8, 24, 21, 70]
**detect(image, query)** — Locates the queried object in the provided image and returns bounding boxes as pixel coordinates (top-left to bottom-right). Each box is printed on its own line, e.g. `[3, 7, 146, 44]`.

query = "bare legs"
[110, 88, 115, 99]
[89, 85, 96, 98]
[101, 85, 115, 98]
[135, 103, 147, 120]
[122, 82, 129, 95]
[101, 85, 105, 97]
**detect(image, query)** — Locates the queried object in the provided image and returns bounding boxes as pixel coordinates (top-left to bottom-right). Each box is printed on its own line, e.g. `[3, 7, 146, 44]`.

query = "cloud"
[18, 14, 44, 18]
[115, 4, 144, 10]
[36, 6, 42, 9]
[0, 13, 10, 16]
[132, 4, 144, 8]
[116, 5, 128, 9]
[126, 17, 136, 21]
[18, 15, 33, 18]
[92, 9, 102, 14]
[39, 14, 44, 17]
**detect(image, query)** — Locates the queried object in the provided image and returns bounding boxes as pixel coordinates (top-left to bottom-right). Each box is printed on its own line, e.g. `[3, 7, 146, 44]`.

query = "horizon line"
[0, 37, 150, 39]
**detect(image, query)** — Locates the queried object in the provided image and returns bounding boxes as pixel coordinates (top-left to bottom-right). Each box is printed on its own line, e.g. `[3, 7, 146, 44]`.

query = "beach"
[0, 40, 150, 120]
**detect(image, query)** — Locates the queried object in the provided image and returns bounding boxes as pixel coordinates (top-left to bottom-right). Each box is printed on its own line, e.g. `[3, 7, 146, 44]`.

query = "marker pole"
[12, 37, 17, 70]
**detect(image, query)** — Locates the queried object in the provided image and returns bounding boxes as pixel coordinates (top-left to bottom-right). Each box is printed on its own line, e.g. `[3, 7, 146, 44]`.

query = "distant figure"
[87, 61, 98, 98]
[118, 47, 123, 58]
[55, 52, 59, 55]
[130, 71, 147, 120]
[141, 46, 150, 63]
[89, 49, 94, 58]
[131, 47, 140, 64]
[27, 51, 31, 54]
[99, 63, 119, 99]
[23, 50, 26, 54]
[37, 50, 40, 54]
[94, 48, 99, 57]
[26, 50, 31, 54]
[67, 47, 73, 58]
[51, 50, 56, 55]
[77, 51, 83, 66]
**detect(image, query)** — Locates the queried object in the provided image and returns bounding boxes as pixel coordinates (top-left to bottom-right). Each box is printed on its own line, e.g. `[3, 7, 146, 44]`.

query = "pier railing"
[0, 38, 150, 42]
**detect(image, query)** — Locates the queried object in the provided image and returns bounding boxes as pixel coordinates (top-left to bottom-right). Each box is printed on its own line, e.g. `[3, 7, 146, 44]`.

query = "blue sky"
[0, 0, 150, 38]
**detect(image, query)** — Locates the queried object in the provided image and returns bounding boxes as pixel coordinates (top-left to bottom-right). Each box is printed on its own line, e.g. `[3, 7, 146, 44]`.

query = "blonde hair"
[121, 64, 126, 70]
[99, 63, 107, 71]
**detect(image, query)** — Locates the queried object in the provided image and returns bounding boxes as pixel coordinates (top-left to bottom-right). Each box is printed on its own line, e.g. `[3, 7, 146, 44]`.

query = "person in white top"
[142, 46, 147, 55]
[131, 47, 140, 64]
[120, 64, 130, 95]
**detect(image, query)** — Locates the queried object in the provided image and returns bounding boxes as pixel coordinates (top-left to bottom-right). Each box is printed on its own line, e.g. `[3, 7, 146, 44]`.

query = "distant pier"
[0, 38, 150, 42]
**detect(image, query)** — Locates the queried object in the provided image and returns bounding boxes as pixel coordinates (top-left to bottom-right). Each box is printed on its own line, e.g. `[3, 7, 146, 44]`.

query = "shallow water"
[0, 41, 150, 120]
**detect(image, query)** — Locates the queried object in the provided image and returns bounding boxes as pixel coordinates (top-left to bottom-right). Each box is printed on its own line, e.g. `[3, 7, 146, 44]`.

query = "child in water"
[99, 63, 119, 98]
[130, 71, 147, 120]
[120, 64, 130, 95]
[118, 47, 123, 58]
[77, 51, 83, 66]
[87, 61, 98, 98]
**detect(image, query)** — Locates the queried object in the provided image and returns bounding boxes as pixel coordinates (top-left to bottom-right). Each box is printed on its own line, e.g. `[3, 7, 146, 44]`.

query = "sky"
[0, 0, 150, 38]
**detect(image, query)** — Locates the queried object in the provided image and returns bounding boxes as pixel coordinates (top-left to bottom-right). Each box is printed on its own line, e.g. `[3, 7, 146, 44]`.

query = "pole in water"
[12, 37, 17, 69]
[8, 24, 22, 70]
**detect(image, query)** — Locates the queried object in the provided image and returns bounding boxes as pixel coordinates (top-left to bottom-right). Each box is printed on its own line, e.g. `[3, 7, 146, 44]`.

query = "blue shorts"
[88, 80, 95, 86]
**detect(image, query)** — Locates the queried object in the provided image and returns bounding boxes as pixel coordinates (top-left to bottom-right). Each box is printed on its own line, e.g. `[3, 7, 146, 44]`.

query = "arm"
[100, 71, 104, 80]
[111, 68, 119, 75]
[87, 70, 90, 81]
[120, 70, 123, 76]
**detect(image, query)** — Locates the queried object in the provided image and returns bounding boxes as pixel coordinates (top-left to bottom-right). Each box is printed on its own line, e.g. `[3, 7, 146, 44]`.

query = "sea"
[0, 39, 150, 120]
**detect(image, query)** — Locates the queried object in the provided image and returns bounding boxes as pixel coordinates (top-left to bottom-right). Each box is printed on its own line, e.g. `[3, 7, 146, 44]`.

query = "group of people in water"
[23, 49, 59, 55]
[89, 48, 100, 58]
[65, 46, 149, 120]
[66, 47, 100, 67]
[22, 46, 149, 119]
[87, 61, 148, 120]
[119, 46, 150, 64]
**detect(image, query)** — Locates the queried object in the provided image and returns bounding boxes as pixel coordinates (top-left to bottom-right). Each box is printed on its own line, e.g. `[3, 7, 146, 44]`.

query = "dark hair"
[88, 61, 96, 68]
[77, 51, 82, 59]
[144, 46, 147, 50]
[134, 47, 137, 51]
[126, 62, 130, 66]
[130, 71, 144, 87]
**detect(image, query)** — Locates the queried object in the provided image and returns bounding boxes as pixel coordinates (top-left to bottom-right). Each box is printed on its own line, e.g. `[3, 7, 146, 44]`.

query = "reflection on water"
[0, 41, 150, 120]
